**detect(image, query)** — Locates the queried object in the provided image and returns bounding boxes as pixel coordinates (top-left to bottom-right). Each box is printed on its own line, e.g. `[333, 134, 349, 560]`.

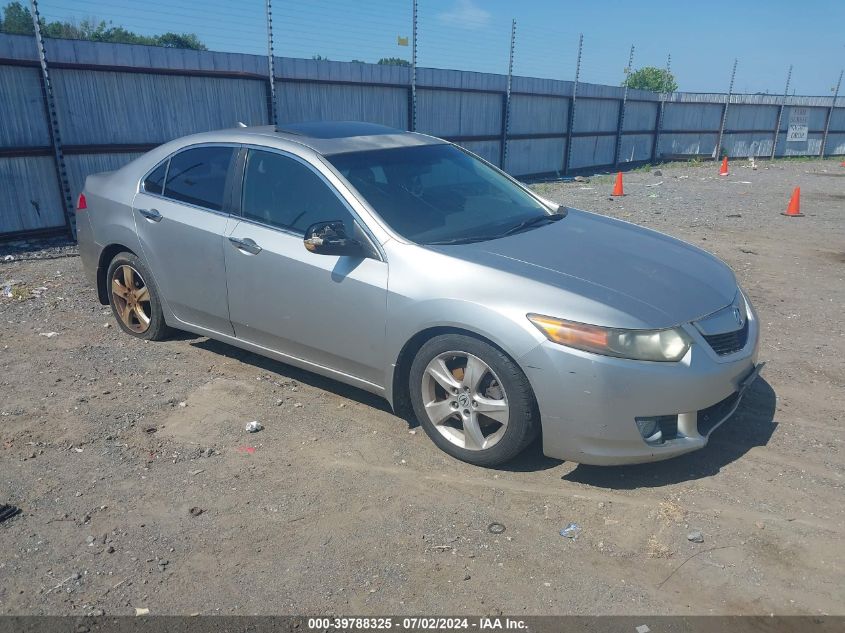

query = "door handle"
[138, 208, 162, 222]
[228, 236, 262, 255]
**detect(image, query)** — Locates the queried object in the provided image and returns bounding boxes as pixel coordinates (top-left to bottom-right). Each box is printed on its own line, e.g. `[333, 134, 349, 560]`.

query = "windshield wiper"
[499, 212, 563, 237]
[424, 235, 495, 245]
[425, 212, 564, 245]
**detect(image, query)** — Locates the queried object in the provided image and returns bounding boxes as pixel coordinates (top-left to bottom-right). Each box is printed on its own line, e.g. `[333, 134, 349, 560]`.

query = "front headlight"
[738, 286, 753, 319]
[527, 314, 692, 362]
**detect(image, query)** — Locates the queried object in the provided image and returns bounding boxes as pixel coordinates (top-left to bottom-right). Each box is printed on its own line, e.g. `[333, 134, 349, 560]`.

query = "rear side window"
[241, 149, 352, 235]
[143, 161, 167, 195]
[164, 146, 234, 211]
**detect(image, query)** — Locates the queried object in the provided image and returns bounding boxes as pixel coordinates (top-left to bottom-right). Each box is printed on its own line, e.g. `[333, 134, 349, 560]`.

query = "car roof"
[233, 121, 446, 156]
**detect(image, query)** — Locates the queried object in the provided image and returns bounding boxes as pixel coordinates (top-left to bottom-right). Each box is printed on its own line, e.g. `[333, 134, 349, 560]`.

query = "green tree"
[156, 32, 206, 50]
[0, 2, 206, 50]
[377, 57, 410, 66]
[622, 66, 678, 93]
[1, 1, 34, 34]
[312, 54, 329, 61]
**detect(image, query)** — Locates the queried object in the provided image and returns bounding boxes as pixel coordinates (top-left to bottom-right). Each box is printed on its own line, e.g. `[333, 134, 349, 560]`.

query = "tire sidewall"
[409, 334, 537, 466]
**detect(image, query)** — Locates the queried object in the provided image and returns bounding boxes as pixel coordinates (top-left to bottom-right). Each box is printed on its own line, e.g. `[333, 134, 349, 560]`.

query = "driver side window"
[241, 149, 353, 235]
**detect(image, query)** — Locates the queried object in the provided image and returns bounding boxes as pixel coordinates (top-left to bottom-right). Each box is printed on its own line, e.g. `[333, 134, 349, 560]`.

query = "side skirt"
[170, 319, 388, 399]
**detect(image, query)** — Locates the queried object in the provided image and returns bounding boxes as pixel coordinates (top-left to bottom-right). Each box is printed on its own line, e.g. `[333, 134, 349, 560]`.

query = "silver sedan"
[76, 121, 762, 467]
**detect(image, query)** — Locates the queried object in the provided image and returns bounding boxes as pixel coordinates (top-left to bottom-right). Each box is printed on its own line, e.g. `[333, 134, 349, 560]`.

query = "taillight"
[77, 193, 87, 211]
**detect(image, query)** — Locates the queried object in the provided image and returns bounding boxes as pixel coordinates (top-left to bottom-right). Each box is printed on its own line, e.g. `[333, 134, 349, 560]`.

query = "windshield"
[327, 144, 554, 244]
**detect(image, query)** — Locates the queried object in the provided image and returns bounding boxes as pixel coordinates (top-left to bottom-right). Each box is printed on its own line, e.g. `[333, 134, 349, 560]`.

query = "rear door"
[223, 147, 388, 387]
[133, 144, 236, 334]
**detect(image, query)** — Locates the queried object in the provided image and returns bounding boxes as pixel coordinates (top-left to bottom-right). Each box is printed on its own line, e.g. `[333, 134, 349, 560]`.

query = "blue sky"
[36, 0, 845, 95]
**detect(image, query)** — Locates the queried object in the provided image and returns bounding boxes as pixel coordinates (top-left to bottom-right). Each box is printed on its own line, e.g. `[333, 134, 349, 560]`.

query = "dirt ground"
[0, 158, 843, 617]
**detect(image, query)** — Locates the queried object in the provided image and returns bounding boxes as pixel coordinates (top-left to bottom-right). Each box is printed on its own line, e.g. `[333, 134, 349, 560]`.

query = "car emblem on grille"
[732, 306, 744, 326]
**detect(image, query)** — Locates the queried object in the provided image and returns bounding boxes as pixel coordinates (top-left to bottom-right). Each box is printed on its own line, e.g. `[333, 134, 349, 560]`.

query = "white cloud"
[436, 0, 492, 30]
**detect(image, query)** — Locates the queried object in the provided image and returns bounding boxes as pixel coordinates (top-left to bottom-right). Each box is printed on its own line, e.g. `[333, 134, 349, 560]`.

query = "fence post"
[614, 44, 635, 166]
[409, 0, 418, 131]
[820, 70, 843, 158]
[651, 53, 671, 163]
[500, 19, 516, 170]
[770, 65, 792, 160]
[562, 33, 583, 175]
[29, 0, 75, 238]
[715, 58, 737, 160]
[265, 0, 278, 126]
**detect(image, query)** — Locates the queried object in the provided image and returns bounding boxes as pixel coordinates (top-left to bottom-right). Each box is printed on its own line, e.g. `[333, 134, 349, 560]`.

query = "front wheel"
[409, 334, 539, 467]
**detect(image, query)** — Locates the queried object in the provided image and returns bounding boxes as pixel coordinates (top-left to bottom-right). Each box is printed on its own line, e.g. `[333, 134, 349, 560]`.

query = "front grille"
[702, 319, 749, 356]
[697, 392, 740, 436]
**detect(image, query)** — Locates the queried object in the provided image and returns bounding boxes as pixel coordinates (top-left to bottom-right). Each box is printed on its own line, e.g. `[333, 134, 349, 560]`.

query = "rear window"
[164, 146, 234, 211]
[143, 161, 167, 195]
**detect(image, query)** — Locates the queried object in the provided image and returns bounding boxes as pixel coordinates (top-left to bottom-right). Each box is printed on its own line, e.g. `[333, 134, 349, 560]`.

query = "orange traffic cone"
[719, 156, 729, 176]
[781, 187, 803, 217]
[611, 171, 624, 196]
[840, 160, 845, 167]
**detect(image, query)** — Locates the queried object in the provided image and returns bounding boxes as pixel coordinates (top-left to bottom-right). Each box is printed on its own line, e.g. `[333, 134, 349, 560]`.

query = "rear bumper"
[519, 316, 761, 465]
[76, 210, 100, 289]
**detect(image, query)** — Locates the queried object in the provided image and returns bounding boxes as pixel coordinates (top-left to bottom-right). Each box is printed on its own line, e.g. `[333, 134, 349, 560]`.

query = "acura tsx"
[76, 121, 762, 466]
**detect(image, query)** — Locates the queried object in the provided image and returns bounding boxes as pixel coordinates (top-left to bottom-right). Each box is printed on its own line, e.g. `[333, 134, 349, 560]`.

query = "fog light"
[635, 415, 678, 445]
[634, 415, 678, 445]
[636, 417, 663, 444]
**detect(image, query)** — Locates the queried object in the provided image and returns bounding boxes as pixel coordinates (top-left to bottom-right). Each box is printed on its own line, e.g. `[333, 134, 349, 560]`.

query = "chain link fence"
[1, 0, 843, 238]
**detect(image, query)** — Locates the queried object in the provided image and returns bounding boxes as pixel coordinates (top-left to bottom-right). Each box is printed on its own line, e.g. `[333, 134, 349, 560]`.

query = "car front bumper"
[519, 316, 761, 465]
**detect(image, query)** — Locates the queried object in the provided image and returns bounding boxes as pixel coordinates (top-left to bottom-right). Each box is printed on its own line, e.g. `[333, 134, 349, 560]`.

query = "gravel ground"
[0, 158, 843, 616]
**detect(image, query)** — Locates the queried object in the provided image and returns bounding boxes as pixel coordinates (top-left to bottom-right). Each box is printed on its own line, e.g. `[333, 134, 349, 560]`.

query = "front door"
[133, 145, 236, 335]
[223, 148, 388, 387]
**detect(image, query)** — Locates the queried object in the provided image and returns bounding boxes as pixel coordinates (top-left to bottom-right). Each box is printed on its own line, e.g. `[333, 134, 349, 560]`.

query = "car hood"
[424, 208, 737, 329]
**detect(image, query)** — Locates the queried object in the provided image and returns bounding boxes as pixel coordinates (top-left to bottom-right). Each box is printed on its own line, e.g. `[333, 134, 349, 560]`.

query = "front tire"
[106, 252, 171, 341]
[409, 334, 539, 467]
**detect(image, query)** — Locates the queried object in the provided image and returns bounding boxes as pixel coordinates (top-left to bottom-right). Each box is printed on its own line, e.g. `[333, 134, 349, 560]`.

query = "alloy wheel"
[421, 351, 509, 451]
[111, 264, 152, 334]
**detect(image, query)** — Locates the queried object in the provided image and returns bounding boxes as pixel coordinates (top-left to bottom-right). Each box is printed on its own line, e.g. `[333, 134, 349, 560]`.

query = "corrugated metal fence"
[2, 33, 844, 238]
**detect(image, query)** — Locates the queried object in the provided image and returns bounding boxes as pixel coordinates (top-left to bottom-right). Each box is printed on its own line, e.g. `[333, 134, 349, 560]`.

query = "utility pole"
[562, 33, 583, 175]
[820, 70, 843, 158]
[652, 52, 672, 162]
[30, 0, 74, 238]
[614, 44, 635, 166]
[771, 65, 792, 160]
[715, 58, 738, 161]
[410, 0, 418, 131]
[500, 19, 516, 170]
[265, 0, 278, 126]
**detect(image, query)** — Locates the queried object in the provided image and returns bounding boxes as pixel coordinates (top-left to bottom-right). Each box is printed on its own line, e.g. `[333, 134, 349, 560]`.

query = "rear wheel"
[409, 334, 539, 467]
[106, 252, 170, 341]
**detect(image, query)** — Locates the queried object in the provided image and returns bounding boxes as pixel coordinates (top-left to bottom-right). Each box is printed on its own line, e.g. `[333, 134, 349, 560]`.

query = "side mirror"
[303, 221, 365, 257]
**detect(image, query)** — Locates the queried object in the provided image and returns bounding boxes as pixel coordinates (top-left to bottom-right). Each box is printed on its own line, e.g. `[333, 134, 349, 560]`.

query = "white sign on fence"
[787, 107, 809, 142]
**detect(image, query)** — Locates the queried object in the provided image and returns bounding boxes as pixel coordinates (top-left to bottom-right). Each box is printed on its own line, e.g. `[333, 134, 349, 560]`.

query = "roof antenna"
[235, 121, 248, 128]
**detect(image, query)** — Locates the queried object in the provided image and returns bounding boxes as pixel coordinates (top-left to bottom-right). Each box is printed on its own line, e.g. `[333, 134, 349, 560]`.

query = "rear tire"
[106, 252, 171, 341]
[409, 333, 539, 467]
